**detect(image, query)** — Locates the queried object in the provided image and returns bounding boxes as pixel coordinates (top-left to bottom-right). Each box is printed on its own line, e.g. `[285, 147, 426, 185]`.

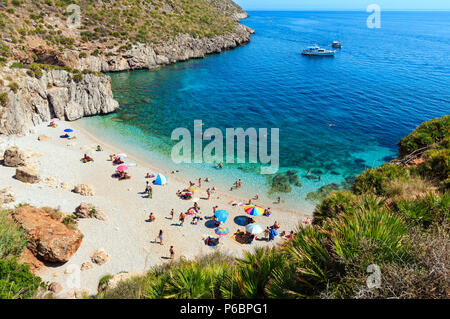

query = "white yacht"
[301, 45, 335, 56]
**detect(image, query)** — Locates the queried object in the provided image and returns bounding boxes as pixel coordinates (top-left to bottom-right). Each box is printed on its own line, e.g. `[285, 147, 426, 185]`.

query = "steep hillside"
[0, 0, 253, 71]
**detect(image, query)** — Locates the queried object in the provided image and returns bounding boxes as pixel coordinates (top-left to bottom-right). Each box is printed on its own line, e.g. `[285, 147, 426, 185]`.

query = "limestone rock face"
[70, 24, 253, 73]
[12, 206, 83, 263]
[73, 184, 94, 196]
[3, 146, 27, 167]
[15, 166, 40, 184]
[0, 68, 119, 135]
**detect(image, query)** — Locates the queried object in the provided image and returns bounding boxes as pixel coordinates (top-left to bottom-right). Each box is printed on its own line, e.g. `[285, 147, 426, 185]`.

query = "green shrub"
[0, 92, 8, 107]
[313, 190, 356, 225]
[0, 259, 42, 299]
[9, 62, 23, 68]
[62, 215, 78, 230]
[0, 210, 27, 260]
[393, 192, 449, 228]
[72, 73, 82, 83]
[40, 207, 62, 221]
[398, 115, 450, 157]
[352, 163, 410, 195]
[8, 82, 19, 93]
[221, 247, 286, 298]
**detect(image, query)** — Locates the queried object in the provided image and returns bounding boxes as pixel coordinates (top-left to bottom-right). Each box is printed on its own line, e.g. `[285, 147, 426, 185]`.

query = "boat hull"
[301, 52, 335, 56]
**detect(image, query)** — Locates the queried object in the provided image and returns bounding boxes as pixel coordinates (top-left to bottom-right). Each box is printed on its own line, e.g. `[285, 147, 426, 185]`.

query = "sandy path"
[0, 121, 308, 297]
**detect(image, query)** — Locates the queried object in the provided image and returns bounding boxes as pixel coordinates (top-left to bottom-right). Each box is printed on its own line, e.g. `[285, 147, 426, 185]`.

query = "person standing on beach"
[179, 212, 185, 226]
[277, 197, 281, 204]
[213, 205, 218, 213]
[206, 188, 211, 200]
[158, 230, 163, 245]
[170, 209, 174, 220]
[198, 178, 202, 188]
[169, 246, 175, 259]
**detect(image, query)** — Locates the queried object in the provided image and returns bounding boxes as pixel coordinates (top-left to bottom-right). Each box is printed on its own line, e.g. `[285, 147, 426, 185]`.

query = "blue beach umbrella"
[64, 128, 73, 133]
[153, 173, 167, 185]
[214, 210, 229, 223]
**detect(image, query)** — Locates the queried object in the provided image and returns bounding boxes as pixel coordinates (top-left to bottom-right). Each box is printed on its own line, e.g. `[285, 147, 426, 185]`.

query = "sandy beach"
[0, 121, 307, 297]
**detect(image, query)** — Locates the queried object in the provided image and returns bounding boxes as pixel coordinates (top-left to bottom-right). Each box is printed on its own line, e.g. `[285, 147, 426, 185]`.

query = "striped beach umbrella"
[244, 204, 264, 216]
[154, 174, 167, 185]
[188, 185, 200, 192]
[215, 225, 229, 236]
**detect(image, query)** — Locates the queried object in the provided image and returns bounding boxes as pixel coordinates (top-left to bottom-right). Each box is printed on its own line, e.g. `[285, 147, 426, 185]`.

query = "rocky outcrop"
[3, 146, 27, 167]
[206, 0, 249, 21]
[67, 24, 253, 73]
[48, 282, 63, 294]
[90, 249, 109, 265]
[74, 203, 107, 221]
[81, 261, 94, 271]
[0, 68, 119, 135]
[73, 184, 95, 196]
[15, 166, 41, 184]
[12, 206, 83, 263]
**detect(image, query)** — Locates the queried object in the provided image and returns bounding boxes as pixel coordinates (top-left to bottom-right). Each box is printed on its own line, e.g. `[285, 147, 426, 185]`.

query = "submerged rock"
[306, 183, 341, 202]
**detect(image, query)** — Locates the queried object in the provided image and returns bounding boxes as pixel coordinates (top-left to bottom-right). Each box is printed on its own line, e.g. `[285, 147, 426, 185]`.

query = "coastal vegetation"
[0, 209, 43, 299]
[95, 115, 449, 299]
[0, 0, 242, 63]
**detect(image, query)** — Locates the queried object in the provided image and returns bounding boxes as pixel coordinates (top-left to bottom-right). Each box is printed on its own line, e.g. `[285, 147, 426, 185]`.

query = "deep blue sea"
[80, 11, 450, 212]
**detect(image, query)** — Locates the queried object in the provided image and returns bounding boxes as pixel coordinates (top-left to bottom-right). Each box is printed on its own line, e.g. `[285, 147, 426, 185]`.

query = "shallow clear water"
[80, 11, 450, 213]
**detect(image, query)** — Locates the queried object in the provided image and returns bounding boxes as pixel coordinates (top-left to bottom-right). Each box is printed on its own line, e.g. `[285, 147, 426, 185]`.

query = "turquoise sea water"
[79, 11, 450, 213]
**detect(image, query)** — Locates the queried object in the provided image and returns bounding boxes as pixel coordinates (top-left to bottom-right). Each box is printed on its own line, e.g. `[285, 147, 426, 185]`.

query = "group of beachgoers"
[149, 175, 295, 254]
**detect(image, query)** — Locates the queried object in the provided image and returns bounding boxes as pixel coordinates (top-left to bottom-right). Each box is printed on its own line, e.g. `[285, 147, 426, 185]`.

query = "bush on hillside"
[398, 115, 449, 157]
[352, 163, 410, 195]
[0, 209, 27, 260]
[0, 259, 43, 299]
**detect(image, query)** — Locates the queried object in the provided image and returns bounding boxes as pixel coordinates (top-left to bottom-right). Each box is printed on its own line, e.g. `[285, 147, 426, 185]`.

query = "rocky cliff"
[0, 0, 253, 134]
[0, 67, 118, 135]
[67, 24, 253, 72]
